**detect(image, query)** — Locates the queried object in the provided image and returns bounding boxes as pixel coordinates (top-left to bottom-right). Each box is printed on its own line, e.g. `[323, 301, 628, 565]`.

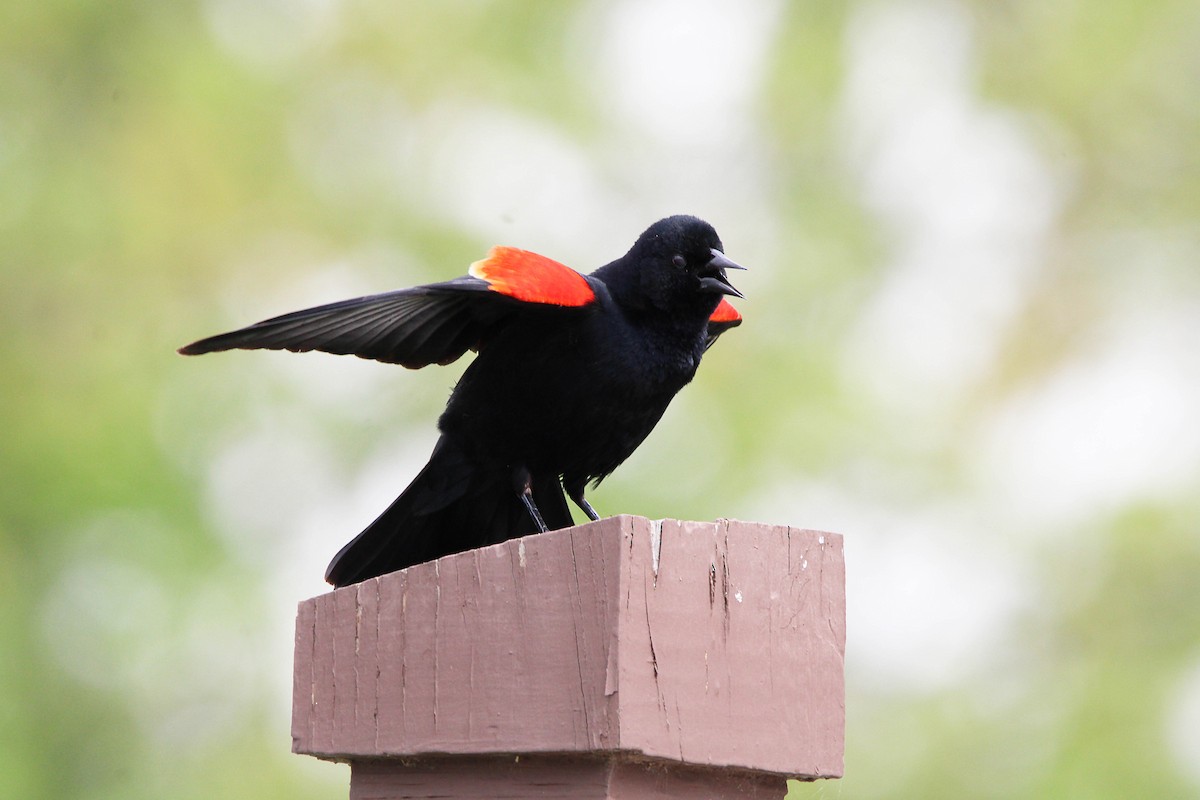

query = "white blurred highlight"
[976, 302, 1200, 530]
[590, 0, 781, 149]
[204, 0, 341, 71]
[1166, 655, 1200, 788]
[839, 1, 1062, 410]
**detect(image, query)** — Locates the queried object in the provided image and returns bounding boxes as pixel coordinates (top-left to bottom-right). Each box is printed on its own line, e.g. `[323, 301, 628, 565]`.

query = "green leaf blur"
[4, 1, 1198, 798]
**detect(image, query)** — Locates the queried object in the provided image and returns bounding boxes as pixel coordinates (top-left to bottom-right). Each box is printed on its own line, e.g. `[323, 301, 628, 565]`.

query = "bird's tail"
[324, 436, 574, 587]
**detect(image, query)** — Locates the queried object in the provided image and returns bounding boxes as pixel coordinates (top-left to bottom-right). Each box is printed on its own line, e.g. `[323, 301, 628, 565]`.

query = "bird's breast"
[437, 308, 708, 474]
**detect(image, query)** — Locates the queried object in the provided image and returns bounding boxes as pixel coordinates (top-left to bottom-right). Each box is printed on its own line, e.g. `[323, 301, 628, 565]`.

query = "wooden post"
[292, 516, 845, 799]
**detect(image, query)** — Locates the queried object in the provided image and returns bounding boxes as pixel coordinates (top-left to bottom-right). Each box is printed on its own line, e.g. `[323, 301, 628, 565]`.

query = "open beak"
[697, 248, 746, 298]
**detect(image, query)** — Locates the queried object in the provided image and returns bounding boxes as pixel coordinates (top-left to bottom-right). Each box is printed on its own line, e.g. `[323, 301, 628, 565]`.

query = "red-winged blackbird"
[179, 215, 743, 587]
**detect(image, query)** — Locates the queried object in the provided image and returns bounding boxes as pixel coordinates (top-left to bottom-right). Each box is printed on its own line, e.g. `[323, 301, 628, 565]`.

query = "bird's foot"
[566, 483, 601, 522]
[512, 465, 549, 532]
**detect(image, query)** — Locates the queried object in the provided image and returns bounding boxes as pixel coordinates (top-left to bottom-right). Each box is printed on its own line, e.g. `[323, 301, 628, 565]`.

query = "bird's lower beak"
[699, 248, 746, 298]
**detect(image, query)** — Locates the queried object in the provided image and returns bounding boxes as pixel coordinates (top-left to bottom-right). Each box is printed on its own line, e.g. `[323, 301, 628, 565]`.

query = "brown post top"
[292, 516, 845, 798]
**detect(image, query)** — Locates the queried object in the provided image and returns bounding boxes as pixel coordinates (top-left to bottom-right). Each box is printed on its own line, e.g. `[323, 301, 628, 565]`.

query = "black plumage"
[180, 215, 744, 586]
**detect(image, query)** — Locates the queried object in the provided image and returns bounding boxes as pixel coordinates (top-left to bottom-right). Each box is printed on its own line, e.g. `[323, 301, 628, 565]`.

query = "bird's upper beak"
[698, 248, 746, 298]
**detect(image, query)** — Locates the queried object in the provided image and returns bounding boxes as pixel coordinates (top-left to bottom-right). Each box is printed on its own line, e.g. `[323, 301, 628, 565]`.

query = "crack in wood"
[649, 519, 662, 585]
[568, 534, 592, 746]
[372, 580, 381, 753]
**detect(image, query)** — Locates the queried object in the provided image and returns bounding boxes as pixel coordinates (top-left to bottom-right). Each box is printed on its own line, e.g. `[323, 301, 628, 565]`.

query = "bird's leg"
[565, 479, 601, 522]
[512, 465, 549, 532]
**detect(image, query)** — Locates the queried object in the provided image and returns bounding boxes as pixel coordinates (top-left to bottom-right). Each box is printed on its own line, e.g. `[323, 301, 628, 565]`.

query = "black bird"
[179, 215, 744, 587]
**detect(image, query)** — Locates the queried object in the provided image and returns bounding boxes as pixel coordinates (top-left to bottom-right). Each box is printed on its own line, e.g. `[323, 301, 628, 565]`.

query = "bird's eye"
[671, 255, 687, 270]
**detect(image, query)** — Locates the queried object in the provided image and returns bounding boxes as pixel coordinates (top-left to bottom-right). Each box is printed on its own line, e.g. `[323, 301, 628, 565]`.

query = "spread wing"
[178, 248, 597, 369]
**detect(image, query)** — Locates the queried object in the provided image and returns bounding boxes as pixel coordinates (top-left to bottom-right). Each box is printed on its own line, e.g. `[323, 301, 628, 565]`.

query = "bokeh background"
[4, 0, 1199, 797]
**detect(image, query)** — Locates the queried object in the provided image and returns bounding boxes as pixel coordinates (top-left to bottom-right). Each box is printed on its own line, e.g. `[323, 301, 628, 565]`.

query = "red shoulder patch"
[709, 298, 742, 325]
[469, 246, 595, 307]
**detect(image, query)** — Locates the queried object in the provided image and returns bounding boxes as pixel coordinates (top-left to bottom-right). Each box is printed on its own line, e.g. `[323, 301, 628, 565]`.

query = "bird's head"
[609, 215, 745, 317]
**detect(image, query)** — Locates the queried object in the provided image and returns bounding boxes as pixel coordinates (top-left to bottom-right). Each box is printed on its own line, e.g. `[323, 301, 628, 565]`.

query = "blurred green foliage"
[3, 1, 1198, 798]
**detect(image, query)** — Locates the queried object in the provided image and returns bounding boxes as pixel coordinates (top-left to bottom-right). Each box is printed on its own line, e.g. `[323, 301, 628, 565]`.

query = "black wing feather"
[178, 277, 575, 368]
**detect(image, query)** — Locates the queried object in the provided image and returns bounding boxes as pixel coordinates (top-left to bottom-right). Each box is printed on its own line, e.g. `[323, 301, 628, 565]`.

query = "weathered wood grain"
[292, 516, 845, 787]
[348, 755, 789, 800]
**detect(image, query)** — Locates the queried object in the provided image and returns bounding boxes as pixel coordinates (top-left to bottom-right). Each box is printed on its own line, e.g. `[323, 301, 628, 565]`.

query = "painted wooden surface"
[348, 755, 790, 800]
[292, 515, 845, 787]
